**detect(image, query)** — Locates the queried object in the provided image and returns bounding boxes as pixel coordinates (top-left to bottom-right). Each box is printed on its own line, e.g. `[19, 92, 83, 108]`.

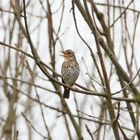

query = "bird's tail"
[63, 88, 70, 98]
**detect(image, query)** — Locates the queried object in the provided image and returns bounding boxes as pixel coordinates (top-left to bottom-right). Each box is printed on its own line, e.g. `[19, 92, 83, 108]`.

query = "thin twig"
[112, 68, 140, 95]
[110, 0, 134, 28]
[22, 113, 48, 139]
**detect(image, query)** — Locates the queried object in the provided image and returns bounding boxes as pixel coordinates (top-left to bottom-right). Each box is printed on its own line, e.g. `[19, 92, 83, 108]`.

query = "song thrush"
[61, 50, 79, 98]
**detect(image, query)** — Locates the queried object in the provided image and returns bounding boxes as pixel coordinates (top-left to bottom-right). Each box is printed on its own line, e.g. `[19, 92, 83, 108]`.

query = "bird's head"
[60, 50, 76, 61]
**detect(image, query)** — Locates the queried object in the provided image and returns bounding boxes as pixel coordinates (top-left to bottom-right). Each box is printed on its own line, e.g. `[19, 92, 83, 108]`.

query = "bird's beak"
[60, 51, 65, 56]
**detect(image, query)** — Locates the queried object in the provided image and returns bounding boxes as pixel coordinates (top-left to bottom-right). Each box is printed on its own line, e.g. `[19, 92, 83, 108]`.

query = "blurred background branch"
[0, 0, 140, 140]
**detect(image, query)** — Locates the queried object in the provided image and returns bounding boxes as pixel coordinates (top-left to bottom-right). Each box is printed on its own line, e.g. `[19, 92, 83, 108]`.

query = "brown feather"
[63, 88, 70, 98]
[61, 50, 79, 99]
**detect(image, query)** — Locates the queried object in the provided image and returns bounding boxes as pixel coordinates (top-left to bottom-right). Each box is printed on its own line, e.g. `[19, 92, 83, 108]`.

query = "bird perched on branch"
[61, 50, 79, 98]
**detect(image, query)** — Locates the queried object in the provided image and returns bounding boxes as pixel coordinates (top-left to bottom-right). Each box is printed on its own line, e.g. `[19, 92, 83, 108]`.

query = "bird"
[61, 49, 80, 98]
